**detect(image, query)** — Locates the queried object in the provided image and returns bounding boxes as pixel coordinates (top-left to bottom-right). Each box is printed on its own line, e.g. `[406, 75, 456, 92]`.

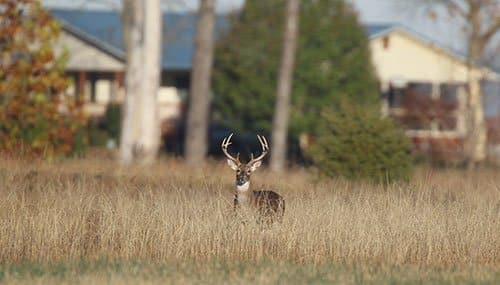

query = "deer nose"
[236, 178, 246, 186]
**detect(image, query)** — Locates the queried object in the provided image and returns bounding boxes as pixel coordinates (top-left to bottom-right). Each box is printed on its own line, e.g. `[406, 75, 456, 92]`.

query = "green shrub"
[309, 102, 413, 183]
[86, 103, 121, 148]
[103, 103, 122, 143]
[87, 120, 109, 147]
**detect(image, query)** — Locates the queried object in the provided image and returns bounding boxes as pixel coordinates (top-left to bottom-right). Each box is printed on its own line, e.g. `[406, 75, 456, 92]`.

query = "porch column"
[77, 71, 87, 100]
[89, 74, 97, 103]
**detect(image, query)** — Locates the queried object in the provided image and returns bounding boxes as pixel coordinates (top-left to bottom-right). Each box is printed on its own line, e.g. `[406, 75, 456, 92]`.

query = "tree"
[120, 0, 162, 165]
[406, 0, 499, 169]
[213, 0, 379, 158]
[0, 0, 87, 158]
[184, 0, 216, 167]
[270, 0, 300, 172]
[309, 101, 413, 183]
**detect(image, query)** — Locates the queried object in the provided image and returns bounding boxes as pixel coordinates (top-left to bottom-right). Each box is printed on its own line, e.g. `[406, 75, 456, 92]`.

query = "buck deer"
[221, 133, 285, 222]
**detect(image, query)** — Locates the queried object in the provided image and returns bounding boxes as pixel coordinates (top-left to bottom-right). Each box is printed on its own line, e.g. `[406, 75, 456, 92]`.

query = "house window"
[401, 82, 433, 130]
[388, 81, 464, 133]
[405, 82, 433, 102]
[388, 82, 434, 130]
[438, 116, 457, 131]
[439, 83, 461, 110]
[437, 83, 463, 131]
[395, 114, 432, 130]
[387, 84, 405, 108]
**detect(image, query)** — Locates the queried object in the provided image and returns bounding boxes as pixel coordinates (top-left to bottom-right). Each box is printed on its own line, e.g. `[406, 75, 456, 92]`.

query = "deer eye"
[236, 169, 241, 174]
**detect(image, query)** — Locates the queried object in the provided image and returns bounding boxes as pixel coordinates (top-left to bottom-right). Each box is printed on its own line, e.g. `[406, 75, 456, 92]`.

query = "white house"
[367, 24, 499, 161]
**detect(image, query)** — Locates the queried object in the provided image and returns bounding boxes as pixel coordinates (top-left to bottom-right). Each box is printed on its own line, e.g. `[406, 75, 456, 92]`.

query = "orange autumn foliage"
[0, 0, 87, 158]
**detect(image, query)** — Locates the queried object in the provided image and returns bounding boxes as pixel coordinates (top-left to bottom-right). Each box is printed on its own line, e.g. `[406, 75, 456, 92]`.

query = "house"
[51, 9, 499, 159]
[51, 9, 228, 135]
[368, 24, 499, 161]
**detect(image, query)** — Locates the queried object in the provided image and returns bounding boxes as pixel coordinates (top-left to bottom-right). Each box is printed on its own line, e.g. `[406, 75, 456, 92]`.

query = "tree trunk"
[120, 0, 161, 165]
[464, 48, 487, 170]
[464, 1, 487, 170]
[270, 0, 299, 172]
[465, 75, 486, 170]
[184, 0, 215, 167]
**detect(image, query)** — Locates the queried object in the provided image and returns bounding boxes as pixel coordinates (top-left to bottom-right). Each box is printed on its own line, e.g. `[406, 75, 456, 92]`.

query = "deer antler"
[221, 133, 241, 165]
[248, 135, 269, 165]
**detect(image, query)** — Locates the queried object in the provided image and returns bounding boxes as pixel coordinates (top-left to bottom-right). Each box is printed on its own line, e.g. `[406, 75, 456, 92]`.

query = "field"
[0, 156, 499, 284]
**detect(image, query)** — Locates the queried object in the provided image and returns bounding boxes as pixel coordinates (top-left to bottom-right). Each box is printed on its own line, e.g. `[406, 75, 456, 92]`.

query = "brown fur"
[234, 190, 285, 223]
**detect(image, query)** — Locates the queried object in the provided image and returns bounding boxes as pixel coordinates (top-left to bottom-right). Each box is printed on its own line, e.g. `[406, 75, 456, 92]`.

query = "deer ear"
[249, 160, 262, 172]
[227, 159, 239, 171]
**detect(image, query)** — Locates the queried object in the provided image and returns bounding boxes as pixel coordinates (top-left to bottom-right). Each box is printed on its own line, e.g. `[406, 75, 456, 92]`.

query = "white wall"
[370, 31, 472, 84]
[56, 31, 124, 71]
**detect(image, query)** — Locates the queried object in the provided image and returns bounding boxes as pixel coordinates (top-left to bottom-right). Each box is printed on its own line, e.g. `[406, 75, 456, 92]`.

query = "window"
[439, 83, 462, 111]
[387, 81, 465, 133]
[386, 84, 405, 108]
[401, 82, 433, 130]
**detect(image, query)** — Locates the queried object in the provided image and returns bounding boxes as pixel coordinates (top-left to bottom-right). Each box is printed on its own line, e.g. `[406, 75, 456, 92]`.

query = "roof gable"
[51, 9, 229, 71]
[365, 23, 468, 65]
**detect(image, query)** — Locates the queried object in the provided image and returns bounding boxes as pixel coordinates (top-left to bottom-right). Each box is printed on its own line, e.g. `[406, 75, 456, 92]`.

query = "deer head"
[221, 133, 269, 191]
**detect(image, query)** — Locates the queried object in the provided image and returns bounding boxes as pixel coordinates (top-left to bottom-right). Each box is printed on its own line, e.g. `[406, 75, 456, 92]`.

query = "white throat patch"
[236, 181, 250, 192]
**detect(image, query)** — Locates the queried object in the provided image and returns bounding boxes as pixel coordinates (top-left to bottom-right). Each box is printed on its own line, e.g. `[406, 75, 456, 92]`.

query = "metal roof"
[365, 23, 395, 39]
[51, 9, 229, 71]
[51, 9, 473, 72]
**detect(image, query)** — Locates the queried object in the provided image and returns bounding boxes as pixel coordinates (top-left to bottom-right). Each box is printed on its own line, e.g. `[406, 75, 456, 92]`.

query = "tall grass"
[0, 157, 498, 270]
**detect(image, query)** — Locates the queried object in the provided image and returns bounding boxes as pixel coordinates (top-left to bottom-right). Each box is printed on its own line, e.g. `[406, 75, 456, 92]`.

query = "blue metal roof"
[364, 23, 395, 38]
[51, 9, 229, 71]
[52, 9, 471, 72]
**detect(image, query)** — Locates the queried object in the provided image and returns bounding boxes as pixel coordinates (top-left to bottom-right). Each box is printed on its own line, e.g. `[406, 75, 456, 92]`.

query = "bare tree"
[184, 0, 215, 167]
[120, 0, 162, 165]
[270, 0, 300, 172]
[403, 0, 499, 169]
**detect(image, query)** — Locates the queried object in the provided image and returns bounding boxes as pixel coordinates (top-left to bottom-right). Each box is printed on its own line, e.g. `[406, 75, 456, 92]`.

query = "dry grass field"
[0, 155, 499, 284]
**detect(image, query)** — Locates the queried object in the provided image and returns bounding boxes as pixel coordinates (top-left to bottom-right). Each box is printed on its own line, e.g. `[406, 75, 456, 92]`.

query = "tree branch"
[481, 15, 500, 43]
[447, 0, 467, 18]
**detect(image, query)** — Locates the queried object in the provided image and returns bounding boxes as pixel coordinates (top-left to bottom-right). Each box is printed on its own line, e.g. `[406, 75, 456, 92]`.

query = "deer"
[221, 133, 285, 223]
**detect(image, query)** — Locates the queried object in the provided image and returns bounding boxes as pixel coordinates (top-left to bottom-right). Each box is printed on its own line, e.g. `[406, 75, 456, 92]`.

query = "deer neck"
[235, 181, 252, 205]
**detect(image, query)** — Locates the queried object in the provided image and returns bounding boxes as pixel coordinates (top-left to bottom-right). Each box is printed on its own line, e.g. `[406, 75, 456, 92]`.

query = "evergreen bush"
[103, 103, 122, 143]
[309, 102, 413, 183]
